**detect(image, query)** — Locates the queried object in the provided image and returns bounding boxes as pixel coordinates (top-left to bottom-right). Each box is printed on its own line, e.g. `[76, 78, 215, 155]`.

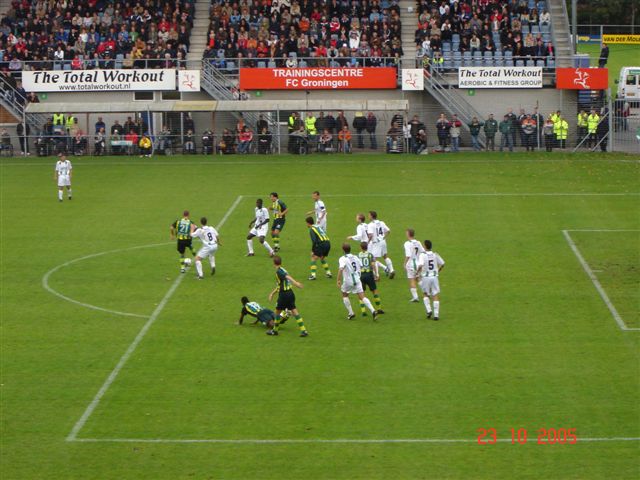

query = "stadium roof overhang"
[25, 99, 408, 114]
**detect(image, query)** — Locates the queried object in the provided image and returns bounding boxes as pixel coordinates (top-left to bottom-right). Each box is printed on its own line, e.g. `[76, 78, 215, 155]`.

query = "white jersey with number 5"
[418, 251, 445, 277]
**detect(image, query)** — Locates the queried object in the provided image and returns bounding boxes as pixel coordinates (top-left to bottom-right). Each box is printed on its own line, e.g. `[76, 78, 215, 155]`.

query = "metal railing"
[0, 75, 46, 133]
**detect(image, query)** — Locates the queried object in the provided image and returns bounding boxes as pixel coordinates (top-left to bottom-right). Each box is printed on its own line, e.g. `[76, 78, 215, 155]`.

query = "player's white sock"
[410, 288, 418, 300]
[263, 241, 274, 254]
[385, 258, 394, 273]
[247, 239, 254, 254]
[342, 297, 354, 315]
[362, 297, 375, 313]
[195, 260, 203, 278]
[67, 188, 72, 198]
[58, 190, 63, 201]
[376, 260, 386, 271]
[209, 256, 216, 268]
[433, 301, 440, 317]
[423, 297, 432, 314]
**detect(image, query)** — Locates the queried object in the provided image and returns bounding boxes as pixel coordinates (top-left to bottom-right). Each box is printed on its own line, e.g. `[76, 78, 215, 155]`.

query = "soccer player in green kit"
[269, 192, 287, 252]
[267, 256, 308, 337]
[358, 242, 384, 314]
[306, 216, 332, 280]
[170, 210, 196, 272]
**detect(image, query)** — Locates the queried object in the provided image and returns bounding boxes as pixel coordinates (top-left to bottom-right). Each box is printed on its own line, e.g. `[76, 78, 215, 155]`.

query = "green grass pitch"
[1, 152, 639, 479]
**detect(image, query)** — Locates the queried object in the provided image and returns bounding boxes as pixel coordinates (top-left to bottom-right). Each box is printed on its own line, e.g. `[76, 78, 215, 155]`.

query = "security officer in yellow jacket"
[587, 109, 600, 148]
[577, 110, 588, 146]
[553, 114, 569, 149]
[305, 112, 317, 149]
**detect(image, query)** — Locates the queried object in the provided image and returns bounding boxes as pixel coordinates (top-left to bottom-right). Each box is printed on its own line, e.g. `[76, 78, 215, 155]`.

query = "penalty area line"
[69, 436, 640, 444]
[66, 195, 244, 442]
[562, 230, 639, 332]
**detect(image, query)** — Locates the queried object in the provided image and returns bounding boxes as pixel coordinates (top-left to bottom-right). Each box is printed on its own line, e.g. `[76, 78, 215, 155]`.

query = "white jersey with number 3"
[418, 251, 445, 277]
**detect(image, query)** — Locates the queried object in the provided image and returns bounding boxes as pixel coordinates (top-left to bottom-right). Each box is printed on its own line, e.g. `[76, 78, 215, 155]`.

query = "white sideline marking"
[66, 196, 243, 441]
[70, 436, 640, 444]
[562, 230, 640, 332]
[42, 242, 172, 319]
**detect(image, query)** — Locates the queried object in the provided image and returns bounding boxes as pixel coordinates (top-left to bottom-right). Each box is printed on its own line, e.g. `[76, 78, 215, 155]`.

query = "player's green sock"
[320, 259, 330, 274]
[310, 261, 317, 276]
[295, 314, 306, 332]
[360, 302, 366, 316]
[273, 234, 280, 249]
[374, 294, 382, 309]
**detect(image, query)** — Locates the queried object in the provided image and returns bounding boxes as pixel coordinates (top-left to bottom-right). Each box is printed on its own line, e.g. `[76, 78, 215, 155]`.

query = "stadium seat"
[268, 60, 277, 68]
[257, 61, 266, 68]
[298, 60, 308, 67]
[505, 59, 515, 66]
[453, 51, 462, 60]
[531, 25, 540, 35]
[463, 51, 471, 60]
[516, 59, 525, 67]
[536, 59, 545, 67]
[495, 57, 504, 66]
[443, 42, 451, 51]
[453, 59, 461, 68]
[547, 58, 556, 68]
[452, 33, 460, 44]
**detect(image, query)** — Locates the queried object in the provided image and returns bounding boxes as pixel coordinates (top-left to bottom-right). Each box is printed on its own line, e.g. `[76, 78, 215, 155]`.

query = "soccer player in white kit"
[246, 198, 274, 257]
[346, 213, 368, 244]
[54, 153, 72, 202]
[337, 243, 378, 321]
[306, 191, 327, 231]
[367, 210, 395, 279]
[404, 229, 426, 302]
[417, 239, 445, 320]
[191, 216, 221, 279]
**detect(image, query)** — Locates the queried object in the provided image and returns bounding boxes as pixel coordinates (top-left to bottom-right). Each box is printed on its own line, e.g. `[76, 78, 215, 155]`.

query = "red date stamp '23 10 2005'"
[477, 428, 578, 445]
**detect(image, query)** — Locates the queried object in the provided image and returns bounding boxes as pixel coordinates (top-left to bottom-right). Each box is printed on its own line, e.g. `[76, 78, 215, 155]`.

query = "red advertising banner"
[239, 67, 397, 90]
[556, 68, 608, 90]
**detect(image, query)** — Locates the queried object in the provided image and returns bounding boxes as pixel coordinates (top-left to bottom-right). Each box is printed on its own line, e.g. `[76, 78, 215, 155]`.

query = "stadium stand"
[414, 0, 556, 68]
[0, 0, 193, 70]
[202, 0, 404, 68]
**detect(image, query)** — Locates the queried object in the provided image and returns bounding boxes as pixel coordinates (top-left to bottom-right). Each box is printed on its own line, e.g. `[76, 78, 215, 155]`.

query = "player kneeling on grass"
[238, 296, 283, 329]
[306, 216, 332, 280]
[416, 240, 445, 320]
[338, 243, 378, 321]
[191, 217, 221, 279]
[267, 256, 308, 337]
[246, 198, 274, 257]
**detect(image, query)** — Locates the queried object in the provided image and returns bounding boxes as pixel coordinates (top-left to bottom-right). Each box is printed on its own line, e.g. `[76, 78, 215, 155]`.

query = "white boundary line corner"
[562, 229, 640, 332]
[66, 195, 244, 441]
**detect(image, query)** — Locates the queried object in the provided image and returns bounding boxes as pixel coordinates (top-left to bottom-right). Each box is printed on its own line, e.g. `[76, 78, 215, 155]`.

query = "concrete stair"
[0, 0, 12, 16]
[187, 0, 212, 68]
[547, 0, 573, 67]
[399, 0, 418, 68]
[0, 105, 19, 123]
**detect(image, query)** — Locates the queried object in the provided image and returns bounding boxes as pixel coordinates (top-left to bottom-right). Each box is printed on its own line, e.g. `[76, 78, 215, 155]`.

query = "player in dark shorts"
[306, 216, 332, 280]
[358, 242, 384, 314]
[170, 210, 196, 272]
[269, 192, 288, 252]
[238, 296, 287, 328]
[267, 256, 308, 337]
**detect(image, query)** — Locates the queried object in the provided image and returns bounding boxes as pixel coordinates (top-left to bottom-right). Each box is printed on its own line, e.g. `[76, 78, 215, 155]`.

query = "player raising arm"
[267, 256, 308, 337]
[170, 210, 196, 273]
[191, 217, 221, 279]
[346, 213, 368, 243]
[246, 198, 274, 257]
[337, 243, 378, 321]
[416, 239, 445, 320]
[367, 211, 395, 279]
[404, 228, 425, 302]
[270, 192, 288, 252]
[54, 153, 72, 202]
[306, 191, 327, 231]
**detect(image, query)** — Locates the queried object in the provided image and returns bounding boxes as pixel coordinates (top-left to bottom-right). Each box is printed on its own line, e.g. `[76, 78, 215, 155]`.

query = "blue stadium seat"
[494, 51, 503, 59]
[531, 25, 540, 34]
[453, 59, 462, 68]
[444, 59, 453, 70]
[547, 58, 556, 68]
[516, 59, 525, 67]
[495, 57, 504, 66]
[463, 57, 473, 66]
[268, 60, 276, 68]
[452, 33, 460, 44]
[536, 59, 545, 67]
[504, 50, 513, 59]
[505, 59, 514, 66]
[442, 42, 451, 51]
[226, 61, 236, 72]
[257, 61, 266, 68]
[483, 51, 493, 58]
[483, 58, 493, 67]
[298, 60, 308, 67]
[473, 51, 482, 59]
[453, 51, 462, 60]
[463, 51, 472, 60]
[473, 57, 482, 66]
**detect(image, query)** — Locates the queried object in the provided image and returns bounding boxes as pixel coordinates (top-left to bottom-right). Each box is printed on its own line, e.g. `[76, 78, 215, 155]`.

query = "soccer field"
[1, 152, 639, 479]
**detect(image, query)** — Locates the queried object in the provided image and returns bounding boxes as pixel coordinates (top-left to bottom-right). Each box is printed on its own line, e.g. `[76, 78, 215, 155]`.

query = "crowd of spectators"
[202, 0, 404, 68]
[416, 0, 557, 69]
[0, 0, 193, 71]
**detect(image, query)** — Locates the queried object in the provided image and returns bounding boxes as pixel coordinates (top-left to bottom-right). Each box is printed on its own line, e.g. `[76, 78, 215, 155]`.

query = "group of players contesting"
[168, 190, 445, 338]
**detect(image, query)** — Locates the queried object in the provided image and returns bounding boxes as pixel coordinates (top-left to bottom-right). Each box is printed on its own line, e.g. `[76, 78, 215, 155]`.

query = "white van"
[616, 67, 640, 103]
